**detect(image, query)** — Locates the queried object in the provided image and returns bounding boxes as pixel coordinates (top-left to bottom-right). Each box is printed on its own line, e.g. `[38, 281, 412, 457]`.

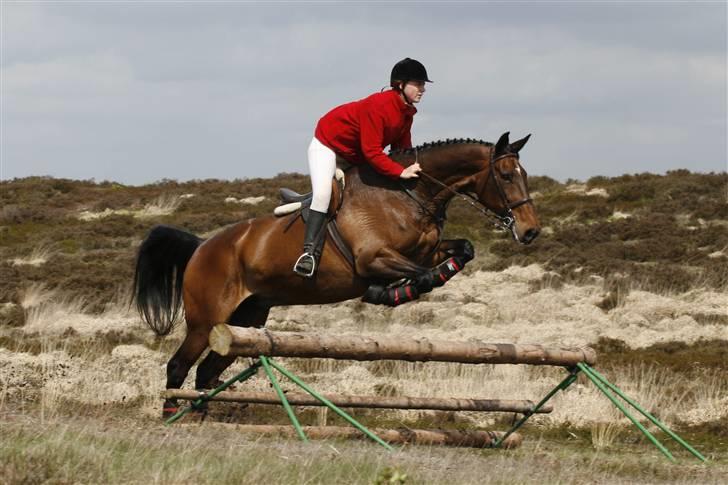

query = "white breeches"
[308, 137, 337, 213]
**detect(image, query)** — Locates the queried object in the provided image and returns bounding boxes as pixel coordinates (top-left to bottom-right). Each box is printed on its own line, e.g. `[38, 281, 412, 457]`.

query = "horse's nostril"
[523, 228, 540, 244]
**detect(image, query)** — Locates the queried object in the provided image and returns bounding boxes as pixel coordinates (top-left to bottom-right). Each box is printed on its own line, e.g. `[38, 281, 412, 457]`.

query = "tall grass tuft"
[10, 245, 56, 267]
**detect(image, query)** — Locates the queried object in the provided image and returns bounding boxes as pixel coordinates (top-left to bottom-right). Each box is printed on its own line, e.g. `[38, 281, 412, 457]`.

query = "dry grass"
[77, 193, 182, 220]
[591, 422, 623, 450]
[3, 266, 725, 430]
[8, 245, 55, 267]
[135, 193, 183, 218]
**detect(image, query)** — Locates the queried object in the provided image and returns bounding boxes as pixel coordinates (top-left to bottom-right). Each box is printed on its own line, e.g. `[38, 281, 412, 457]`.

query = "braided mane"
[389, 138, 493, 157]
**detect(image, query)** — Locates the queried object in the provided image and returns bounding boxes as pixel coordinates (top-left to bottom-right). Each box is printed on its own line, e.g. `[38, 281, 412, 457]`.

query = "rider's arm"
[390, 118, 413, 151]
[359, 109, 405, 179]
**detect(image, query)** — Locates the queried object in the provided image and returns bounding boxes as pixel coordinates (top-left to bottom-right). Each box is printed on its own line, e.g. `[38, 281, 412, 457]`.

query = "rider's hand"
[400, 162, 421, 179]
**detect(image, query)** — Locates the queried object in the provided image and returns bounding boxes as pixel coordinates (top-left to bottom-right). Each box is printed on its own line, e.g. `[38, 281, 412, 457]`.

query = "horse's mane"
[389, 138, 493, 158]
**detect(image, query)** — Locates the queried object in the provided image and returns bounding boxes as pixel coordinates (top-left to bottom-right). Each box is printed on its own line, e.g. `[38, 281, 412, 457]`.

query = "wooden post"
[163, 389, 554, 414]
[209, 325, 597, 367]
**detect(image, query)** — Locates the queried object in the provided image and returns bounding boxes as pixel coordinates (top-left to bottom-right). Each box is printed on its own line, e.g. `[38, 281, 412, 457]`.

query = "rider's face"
[402, 81, 426, 104]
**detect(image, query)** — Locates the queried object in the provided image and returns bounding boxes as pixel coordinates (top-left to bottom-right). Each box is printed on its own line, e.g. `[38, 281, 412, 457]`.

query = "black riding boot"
[293, 209, 327, 277]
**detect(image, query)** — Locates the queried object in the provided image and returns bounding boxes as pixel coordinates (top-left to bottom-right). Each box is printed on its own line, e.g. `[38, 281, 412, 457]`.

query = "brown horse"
[132, 132, 541, 416]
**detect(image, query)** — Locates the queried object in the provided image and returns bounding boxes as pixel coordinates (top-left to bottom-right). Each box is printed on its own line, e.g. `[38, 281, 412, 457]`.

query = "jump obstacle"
[164, 326, 707, 463]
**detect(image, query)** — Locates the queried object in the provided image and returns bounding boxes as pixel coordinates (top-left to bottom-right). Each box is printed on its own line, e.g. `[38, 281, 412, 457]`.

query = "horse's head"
[474, 132, 541, 244]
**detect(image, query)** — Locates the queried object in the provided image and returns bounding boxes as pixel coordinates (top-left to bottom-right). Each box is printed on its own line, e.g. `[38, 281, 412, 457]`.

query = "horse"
[132, 132, 541, 416]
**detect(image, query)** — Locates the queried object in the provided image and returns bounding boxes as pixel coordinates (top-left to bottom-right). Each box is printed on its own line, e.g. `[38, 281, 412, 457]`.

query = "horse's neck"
[418, 144, 491, 203]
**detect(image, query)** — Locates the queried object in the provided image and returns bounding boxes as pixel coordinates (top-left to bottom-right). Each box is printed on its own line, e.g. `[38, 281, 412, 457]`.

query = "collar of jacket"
[388, 89, 418, 116]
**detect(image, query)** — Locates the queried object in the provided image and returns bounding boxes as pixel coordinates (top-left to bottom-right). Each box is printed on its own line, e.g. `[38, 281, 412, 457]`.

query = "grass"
[1, 414, 726, 484]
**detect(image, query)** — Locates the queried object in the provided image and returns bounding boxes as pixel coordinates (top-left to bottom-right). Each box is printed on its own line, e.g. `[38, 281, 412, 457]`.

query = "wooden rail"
[164, 389, 554, 414]
[209, 325, 597, 367]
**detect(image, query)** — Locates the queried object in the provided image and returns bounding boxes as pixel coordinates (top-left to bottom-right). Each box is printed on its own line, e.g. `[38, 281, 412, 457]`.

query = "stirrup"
[293, 252, 316, 278]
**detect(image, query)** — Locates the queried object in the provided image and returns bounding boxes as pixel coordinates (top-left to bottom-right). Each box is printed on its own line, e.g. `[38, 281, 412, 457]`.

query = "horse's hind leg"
[195, 296, 271, 389]
[162, 328, 209, 418]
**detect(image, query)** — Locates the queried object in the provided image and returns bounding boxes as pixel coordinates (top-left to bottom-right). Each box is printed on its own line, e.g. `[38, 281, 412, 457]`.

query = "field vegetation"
[1, 170, 726, 483]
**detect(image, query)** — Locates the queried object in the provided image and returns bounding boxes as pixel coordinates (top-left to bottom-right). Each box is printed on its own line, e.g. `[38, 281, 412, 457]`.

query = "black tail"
[132, 225, 203, 336]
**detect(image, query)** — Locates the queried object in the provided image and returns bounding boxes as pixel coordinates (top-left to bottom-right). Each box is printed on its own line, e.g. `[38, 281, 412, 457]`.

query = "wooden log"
[209, 325, 597, 366]
[181, 423, 523, 449]
[163, 389, 553, 414]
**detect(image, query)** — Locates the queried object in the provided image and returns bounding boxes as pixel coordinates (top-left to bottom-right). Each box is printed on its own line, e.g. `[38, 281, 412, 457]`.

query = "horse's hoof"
[162, 406, 179, 420]
[461, 240, 475, 261]
[189, 408, 208, 420]
[162, 399, 179, 419]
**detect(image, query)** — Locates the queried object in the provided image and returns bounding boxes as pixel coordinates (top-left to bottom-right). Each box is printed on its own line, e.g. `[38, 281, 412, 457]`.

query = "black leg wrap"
[430, 256, 466, 288]
[413, 272, 434, 294]
[460, 240, 475, 263]
[362, 283, 420, 306]
[362, 285, 387, 304]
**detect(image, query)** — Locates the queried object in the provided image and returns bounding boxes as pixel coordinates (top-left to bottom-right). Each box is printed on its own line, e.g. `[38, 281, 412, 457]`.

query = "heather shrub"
[1, 171, 726, 313]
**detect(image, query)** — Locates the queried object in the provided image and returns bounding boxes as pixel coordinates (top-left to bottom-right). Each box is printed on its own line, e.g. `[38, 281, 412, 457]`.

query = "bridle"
[413, 148, 532, 232]
[480, 151, 533, 229]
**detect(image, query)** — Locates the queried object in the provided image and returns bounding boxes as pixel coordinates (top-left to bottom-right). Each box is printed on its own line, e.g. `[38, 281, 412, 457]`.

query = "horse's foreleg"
[356, 246, 428, 280]
[427, 239, 475, 266]
[357, 247, 431, 306]
[425, 239, 475, 289]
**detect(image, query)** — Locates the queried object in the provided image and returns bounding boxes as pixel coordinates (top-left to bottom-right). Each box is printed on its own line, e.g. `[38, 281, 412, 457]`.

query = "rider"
[293, 58, 431, 277]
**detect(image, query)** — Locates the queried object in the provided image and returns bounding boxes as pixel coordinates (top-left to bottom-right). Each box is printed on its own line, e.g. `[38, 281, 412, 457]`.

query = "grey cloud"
[1, 2, 725, 184]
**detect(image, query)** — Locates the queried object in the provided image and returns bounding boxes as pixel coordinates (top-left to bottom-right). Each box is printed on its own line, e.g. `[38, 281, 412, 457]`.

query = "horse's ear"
[494, 132, 510, 157]
[509, 134, 531, 154]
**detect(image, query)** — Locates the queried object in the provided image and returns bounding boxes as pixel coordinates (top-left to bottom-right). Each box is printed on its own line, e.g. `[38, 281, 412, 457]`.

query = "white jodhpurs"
[308, 137, 337, 213]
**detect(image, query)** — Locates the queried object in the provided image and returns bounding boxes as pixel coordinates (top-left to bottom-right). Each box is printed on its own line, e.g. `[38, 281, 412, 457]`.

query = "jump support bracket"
[165, 358, 707, 463]
[494, 363, 707, 463]
[165, 356, 393, 451]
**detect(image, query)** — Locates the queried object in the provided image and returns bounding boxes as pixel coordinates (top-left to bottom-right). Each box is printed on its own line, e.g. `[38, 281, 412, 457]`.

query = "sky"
[1, 1, 726, 185]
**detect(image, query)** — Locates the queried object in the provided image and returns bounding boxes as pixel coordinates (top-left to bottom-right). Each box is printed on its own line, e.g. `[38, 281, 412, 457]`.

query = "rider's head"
[390, 58, 432, 105]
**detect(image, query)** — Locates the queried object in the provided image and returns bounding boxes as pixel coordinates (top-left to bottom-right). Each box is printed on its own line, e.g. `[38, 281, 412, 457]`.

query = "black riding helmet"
[390, 58, 433, 86]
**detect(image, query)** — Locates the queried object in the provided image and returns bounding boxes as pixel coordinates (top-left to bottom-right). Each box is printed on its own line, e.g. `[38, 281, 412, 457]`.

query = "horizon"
[3, 166, 725, 189]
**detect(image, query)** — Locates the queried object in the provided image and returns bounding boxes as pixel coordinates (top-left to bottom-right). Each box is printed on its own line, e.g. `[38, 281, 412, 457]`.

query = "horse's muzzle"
[520, 228, 540, 245]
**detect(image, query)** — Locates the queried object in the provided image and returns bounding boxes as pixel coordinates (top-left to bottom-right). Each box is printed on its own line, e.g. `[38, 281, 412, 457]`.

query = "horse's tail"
[132, 225, 203, 336]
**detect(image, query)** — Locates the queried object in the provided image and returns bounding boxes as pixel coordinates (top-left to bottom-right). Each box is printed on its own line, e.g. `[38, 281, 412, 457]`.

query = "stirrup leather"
[293, 252, 316, 278]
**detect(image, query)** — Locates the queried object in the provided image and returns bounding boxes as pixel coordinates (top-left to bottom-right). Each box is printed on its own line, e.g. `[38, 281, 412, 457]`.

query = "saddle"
[273, 167, 355, 271]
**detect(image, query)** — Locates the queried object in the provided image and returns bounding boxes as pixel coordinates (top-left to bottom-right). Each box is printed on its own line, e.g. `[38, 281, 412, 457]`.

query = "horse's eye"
[501, 172, 514, 183]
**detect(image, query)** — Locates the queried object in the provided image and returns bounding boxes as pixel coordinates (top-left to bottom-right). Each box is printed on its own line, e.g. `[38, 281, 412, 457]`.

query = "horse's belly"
[241, 218, 366, 305]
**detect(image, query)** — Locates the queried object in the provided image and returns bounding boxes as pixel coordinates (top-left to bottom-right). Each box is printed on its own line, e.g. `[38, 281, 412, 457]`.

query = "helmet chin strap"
[398, 82, 415, 106]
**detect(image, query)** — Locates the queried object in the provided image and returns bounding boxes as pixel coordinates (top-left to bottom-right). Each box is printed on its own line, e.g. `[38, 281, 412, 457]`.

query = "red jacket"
[315, 89, 417, 179]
